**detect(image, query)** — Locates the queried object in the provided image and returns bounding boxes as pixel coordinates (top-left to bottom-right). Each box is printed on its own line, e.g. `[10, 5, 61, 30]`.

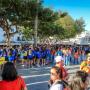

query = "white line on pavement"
[21, 68, 79, 79]
[19, 70, 39, 74]
[18, 65, 79, 71]
[22, 73, 50, 78]
[18, 67, 51, 71]
[26, 81, 48, 86]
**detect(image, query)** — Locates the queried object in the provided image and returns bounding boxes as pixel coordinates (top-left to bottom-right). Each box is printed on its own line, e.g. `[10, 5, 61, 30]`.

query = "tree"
[38, 8, 67, 39]
[0, 0, 44, 46]
[0, 0, 85, 46]
[75, 17, 86, 33]
[0, 0, 21, 46]
[55, 15, 85, 39]
[21, 27, 33, 41]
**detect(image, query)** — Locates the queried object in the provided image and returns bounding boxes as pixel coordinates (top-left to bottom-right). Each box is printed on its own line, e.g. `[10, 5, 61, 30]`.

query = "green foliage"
[0, 0, 86, 41]
[21, 27, 33, 40]
[55, 15, 85, 39]
[75, 17, 86, 33]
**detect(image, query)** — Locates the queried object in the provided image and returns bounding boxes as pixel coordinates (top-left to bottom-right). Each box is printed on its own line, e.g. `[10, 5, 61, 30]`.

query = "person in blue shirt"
[36, 47, 41, 67]
[41, 46, 47, 66]
[46, 47, 51, 66]
[33, 47, 37, 66]
[7, 48, 14, 62]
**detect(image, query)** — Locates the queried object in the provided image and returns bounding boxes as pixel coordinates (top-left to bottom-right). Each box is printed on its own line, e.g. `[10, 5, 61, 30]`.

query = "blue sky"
[43, 0, 90, 31]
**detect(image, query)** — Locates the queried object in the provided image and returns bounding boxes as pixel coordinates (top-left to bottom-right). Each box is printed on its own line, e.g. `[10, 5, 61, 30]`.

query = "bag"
[48, 80, 53, 89]
[55, 80, 70, 90]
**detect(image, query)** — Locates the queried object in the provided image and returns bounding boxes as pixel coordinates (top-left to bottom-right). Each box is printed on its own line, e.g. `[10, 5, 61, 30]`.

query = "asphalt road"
[0, 65, 90, 90]
[17, 65, 80, 90]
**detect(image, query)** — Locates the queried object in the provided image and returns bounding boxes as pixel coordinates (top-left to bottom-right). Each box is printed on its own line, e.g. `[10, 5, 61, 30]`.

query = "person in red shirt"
[55, 56, 68, 80]
[74, 51, 79, 65]
[0, 62, 27, 90]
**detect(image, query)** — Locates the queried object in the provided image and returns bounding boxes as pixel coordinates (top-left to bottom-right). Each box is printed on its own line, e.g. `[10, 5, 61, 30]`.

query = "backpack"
[55, 80, 70, 90]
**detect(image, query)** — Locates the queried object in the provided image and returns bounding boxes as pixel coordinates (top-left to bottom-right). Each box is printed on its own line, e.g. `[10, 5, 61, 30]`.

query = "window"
[17, 37, 20, 41]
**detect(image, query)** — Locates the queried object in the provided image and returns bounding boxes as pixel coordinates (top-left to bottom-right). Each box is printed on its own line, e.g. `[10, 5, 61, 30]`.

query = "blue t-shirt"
[36, 51, 41, 58]
[41, 50, 46, 58]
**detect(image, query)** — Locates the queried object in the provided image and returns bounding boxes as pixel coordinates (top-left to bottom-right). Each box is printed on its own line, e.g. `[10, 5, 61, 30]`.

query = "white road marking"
[22, 69, 79, 79]
[26, 81, 48, 86]
[18, 65, 79, 71]
[22, 73, 50, 78]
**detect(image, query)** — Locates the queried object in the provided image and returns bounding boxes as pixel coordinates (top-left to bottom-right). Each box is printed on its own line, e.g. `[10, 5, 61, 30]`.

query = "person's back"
[50, 81, 63, 90]
[69, 71, 88, 90]
[69, 77, 86, 90]
[0, 76, 26, 90]
[0, 62, 27, 90]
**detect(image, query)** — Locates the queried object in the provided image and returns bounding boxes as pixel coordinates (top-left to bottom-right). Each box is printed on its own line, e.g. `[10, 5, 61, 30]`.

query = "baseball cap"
[55, 56, 63, 63]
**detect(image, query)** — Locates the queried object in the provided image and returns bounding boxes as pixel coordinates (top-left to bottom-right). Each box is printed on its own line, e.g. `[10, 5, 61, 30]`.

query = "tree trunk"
[6, 30, 11, 47]
[34, 14, 38, 47]
[34, 0, 39, 47]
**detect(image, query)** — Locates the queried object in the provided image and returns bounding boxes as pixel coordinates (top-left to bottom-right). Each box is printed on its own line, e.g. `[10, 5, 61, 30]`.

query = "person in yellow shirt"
[0, 57, 5, 70]
[80, 60, 87, 70]
[80, 53, 90, 74]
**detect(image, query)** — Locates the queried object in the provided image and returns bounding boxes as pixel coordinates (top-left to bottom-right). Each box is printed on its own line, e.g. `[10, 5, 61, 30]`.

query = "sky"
[43, 0, 90, 31]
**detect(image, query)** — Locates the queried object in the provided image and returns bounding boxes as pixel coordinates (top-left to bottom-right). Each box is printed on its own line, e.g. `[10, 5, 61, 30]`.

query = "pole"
[34, 0, 39, 47]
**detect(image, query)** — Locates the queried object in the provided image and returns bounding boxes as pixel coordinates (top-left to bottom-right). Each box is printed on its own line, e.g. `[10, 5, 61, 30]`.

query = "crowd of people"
[0, 44, 90, 90]
[0, 44, 90, 68]
[49, 55, 90, 90]
[0, 55, 90, 90]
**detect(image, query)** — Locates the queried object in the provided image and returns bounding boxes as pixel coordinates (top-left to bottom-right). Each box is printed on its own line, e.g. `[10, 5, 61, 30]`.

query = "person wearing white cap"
[55, 56, 64, 68]
[55, 56, 68, 80]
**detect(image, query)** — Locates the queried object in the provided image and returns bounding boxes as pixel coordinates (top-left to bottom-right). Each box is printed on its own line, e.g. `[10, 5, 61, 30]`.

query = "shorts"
[28, 55, 33, 60]
[36, 55, 41, 59]
[20, 55, 24, 59]
[24, 56, 27, 59]
[42, 55, 46, 59]
[5, 56, 9, 61]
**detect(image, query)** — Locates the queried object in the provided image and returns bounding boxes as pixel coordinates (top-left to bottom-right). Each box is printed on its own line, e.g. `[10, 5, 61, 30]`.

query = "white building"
[69, 31, 90, 45]
[0, 27, 34, 45]
[0, 26, 90, 45]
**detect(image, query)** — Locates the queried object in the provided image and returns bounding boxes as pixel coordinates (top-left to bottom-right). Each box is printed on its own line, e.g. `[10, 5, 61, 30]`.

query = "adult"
[55, 56, 68, 80]
[49, 66, 64, 90]
[0, 62, 27, 90]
